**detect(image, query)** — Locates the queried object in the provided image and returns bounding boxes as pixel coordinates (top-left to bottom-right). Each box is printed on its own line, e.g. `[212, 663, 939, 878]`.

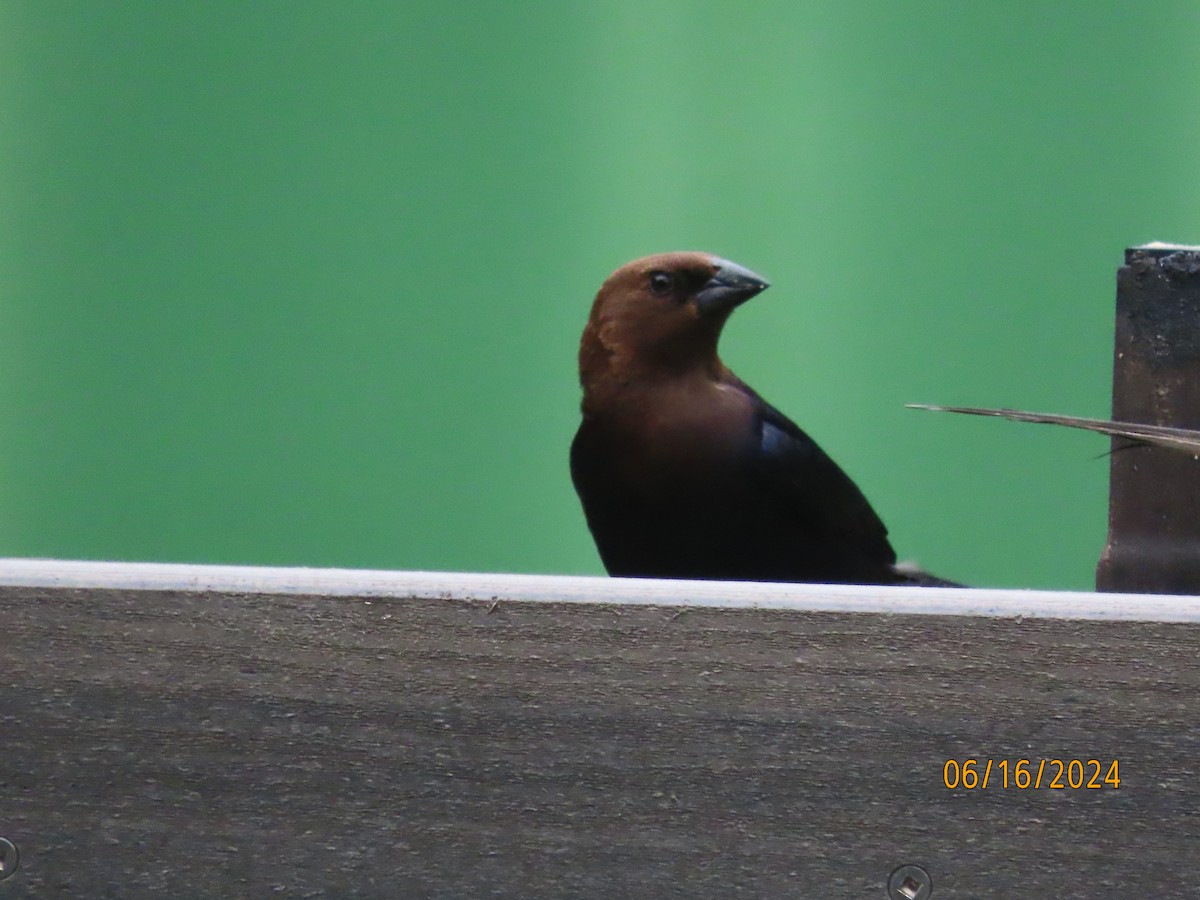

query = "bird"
[570, 251, 957, 586]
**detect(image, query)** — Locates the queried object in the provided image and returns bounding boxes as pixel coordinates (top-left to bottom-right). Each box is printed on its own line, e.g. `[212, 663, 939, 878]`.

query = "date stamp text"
[942, 758, 1120, 790]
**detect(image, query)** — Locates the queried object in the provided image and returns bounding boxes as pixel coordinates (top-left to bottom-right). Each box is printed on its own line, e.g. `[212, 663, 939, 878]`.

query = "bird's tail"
[891, 561, 966, 588]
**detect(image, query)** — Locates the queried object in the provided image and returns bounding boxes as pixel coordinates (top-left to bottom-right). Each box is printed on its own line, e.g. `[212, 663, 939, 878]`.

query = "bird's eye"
[649, 271, 674, 295]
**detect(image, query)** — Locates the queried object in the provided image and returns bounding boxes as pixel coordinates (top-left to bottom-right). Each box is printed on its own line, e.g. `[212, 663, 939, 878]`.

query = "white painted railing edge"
[1, 557, 1198, 623]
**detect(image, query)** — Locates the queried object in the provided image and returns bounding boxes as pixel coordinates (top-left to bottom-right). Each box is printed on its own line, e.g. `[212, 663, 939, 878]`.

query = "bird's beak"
[695, 258, 770, 315]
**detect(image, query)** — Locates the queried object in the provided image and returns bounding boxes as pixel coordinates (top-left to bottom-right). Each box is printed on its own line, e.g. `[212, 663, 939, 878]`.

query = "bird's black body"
[570, 252, 956, 587]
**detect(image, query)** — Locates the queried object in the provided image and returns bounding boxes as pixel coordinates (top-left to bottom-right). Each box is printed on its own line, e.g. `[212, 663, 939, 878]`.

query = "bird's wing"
[727, 375, 897, 566]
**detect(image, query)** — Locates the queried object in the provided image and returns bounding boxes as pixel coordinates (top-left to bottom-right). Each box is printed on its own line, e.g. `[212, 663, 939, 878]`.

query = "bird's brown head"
[579, 252, 769, 395]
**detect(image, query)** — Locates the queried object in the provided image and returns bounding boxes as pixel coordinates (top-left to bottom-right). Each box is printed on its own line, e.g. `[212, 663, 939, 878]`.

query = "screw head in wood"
[888, 864, 931, 899]
[0, 837, 19, 880]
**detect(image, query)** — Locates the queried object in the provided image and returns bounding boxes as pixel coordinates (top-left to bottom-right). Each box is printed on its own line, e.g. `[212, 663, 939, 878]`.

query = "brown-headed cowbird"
[570, 251, 957, 586]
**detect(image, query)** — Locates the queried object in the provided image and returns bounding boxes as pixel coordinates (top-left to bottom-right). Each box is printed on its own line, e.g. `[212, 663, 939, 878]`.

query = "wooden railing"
[2, 560, 1195, 897]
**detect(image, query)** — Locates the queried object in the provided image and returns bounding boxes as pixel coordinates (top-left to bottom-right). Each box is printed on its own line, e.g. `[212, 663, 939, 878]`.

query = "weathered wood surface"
[2, 564, 1199, 898]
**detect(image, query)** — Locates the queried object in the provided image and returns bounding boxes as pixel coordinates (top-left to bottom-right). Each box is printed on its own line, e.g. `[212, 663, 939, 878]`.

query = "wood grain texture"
[2, 583, 1198, 898]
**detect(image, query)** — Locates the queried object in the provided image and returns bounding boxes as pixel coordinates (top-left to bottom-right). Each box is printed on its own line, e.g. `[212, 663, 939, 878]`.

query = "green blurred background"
[2, 2, 1198, 589]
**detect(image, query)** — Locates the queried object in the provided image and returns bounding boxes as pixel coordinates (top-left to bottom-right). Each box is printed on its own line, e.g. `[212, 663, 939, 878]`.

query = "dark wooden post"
[1096, 243, 1200, 593]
